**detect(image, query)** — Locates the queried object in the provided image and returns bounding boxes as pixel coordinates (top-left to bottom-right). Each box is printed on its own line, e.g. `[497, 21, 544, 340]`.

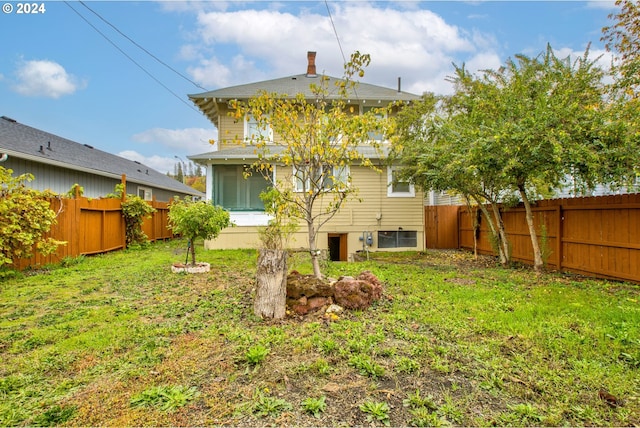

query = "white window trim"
[387, 166, 415, 197]
[138, 186, 153, 201]
[244, 114, 273, 143]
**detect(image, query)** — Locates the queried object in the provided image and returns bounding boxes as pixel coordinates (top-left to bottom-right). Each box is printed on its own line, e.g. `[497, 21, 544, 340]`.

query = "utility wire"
[64, 1, 201, 114]
[325, 0, 346, 66]
[324, 0, 360, 100]
[78, 1, 208, 91]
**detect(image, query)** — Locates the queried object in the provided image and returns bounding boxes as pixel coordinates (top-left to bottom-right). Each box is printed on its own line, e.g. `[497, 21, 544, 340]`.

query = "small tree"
[168, 197, 231, 265]
[0, 167, 64, 266]
[233, 51, 391, 278]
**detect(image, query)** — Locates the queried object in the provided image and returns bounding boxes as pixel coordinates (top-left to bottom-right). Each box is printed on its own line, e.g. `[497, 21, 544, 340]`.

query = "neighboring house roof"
[0, 115, 203, 197]
[189, 144, 390, 163]
[189, 52, 422, 123]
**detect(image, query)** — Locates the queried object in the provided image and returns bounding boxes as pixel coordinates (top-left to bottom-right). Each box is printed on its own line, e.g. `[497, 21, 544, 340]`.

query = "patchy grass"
[0, 240, 638, 426]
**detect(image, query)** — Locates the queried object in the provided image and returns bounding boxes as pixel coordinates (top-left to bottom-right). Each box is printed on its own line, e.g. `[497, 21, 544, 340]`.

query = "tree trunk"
[308, 221, 322, 279]
[472, 196, 507, 265]
[254, 249, 288, 319]
[518, 186, 544, 273]
[189, 238, 197, 265]
[490, 201, 511, 264]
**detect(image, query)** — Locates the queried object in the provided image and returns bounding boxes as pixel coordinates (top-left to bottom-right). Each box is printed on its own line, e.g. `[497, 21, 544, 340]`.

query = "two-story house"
[188, 52, 423, 260]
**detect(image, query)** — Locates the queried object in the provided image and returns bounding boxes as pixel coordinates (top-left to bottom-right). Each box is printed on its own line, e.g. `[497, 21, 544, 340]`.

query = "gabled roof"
[0, 115, 203, 197]
[189, 73, 421, 124]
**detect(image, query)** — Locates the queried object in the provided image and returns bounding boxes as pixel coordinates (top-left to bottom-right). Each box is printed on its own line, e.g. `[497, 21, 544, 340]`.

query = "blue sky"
[0, 1, 616, 174]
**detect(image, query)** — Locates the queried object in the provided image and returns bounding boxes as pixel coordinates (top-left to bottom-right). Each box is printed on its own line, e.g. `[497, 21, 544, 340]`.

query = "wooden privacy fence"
[14, 196, 172, 269]
[427, 193, 640, 283]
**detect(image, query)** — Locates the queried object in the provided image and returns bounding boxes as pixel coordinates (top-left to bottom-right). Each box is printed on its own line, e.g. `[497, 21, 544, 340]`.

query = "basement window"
[378, 230, 417, 248]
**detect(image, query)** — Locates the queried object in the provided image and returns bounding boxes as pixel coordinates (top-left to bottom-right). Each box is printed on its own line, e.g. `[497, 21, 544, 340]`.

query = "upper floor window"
[387, 166, 415, 197]
[245, 114, 272, 142]
[294, 164, 350, 193]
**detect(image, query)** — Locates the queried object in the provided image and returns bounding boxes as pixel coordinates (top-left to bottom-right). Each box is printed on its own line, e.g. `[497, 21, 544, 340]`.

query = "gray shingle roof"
[0, 115, 203, 197]
[189, 73, 421, 123]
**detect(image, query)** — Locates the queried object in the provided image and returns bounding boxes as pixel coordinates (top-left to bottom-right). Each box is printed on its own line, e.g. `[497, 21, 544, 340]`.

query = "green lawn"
[1, 240, 638, 426]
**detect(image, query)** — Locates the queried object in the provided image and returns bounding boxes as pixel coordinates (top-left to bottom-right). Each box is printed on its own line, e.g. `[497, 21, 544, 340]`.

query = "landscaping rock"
[333, 272, 383, 310]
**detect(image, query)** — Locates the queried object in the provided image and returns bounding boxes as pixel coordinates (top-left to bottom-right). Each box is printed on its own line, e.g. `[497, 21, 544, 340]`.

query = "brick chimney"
[306, 51, 317, 77]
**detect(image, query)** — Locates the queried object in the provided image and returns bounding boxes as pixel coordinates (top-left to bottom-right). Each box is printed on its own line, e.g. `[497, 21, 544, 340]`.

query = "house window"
[245, 114, 272, 142]
[294, 165, 350, 192]
[387, 167, 415, 197]
[213, 165, 271, 211]
[137, 187, 152, 201]
[378, 230, 417, 248]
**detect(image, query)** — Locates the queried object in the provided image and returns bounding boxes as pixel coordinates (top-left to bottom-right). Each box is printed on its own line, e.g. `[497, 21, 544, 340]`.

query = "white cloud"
[118, 150, 177, 174]
[132, 127, 217, 154]
[185, 3, 494, 95]
[12, 59, 86, 98]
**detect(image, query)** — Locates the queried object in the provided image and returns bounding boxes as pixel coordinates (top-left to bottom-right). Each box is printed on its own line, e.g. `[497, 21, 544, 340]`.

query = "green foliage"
[409, 407, 449, 427]
[168, 197, 231, 264]
[360, 400, 390, 426]
[395, 356, 421, 374]
[245, 344, 269, 365]
[248, 388, 292, 418]
[257, 188, 298, 250]
[403, 389, 437, 411]
[348, 354, 385, 378]
[65, 183, 84, 198]
[121, 195, 155, 247]
[0, 167, 64, 266]
[130, 385, 199, 412]
[232, 51, 391, 278]
[31, 405, 76, 426]
[300, 396, 326, 418]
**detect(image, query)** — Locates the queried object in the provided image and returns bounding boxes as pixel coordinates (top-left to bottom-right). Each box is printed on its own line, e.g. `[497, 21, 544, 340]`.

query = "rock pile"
[286, 270, 383, 316]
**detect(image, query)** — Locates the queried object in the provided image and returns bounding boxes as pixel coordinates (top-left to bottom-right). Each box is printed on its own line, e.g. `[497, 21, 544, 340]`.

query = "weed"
[130, 385, 199, 412]
[395, 356, 421, 374]
[409, 407, 449, 427]
[245, 344, 269, 365]
[310, 358, 332, 376]
[250, 389, 292, 418]
[403, 389, 437, 411]
[317, 338, 338, 354]
[31, 405, 76, 426]
[360, 400, 390, 426]
[300, 395, 326, 418]
[348, 354, 385, 378]
[503, 402, 544, 425]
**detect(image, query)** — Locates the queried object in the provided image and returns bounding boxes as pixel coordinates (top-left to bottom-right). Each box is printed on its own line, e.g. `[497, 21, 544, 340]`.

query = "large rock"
[333, 271, 383, 310]
[286, 270, 383, 314]
[286, 271, 334, 299]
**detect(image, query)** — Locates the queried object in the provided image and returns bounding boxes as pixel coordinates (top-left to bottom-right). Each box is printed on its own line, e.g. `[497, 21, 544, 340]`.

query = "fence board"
[13, 196, 173, 269]
[428, 193, 640, 283]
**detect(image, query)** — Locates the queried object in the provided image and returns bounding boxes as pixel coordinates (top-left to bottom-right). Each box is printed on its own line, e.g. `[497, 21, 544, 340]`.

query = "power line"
[64, 1, 201, 114]
[78, 1, 208, 92]
[325, 0, 346, 65]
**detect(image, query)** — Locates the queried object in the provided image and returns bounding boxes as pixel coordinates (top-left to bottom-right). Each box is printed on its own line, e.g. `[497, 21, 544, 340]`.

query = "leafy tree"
[602, 0, 640, 98]
[168, 197, 231, 265]
[232, 51, 390, 278]
[391, 77, 513, 264]
[0, 167, 64, 266]
[394, 46, 627, 272]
